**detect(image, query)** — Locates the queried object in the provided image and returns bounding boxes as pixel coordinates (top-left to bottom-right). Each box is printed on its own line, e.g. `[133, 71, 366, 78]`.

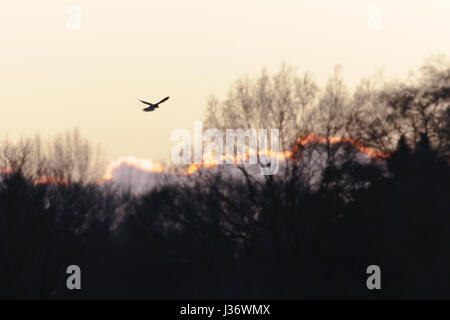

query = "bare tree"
[204, 63, 319, 150]
[47, 128, 105, 185]
[348, 55, 450, 157]
[0, 128, 105, 185]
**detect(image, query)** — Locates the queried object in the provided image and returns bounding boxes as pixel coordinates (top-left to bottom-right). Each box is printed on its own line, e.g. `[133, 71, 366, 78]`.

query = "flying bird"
[139, 96, 170, 112]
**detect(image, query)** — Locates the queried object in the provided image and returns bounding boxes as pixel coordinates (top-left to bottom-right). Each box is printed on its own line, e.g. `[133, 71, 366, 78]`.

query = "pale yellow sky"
[1, 0, 449, 164]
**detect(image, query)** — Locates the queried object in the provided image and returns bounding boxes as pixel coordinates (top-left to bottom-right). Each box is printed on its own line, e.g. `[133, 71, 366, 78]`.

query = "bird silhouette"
[139, 96, 170, 112]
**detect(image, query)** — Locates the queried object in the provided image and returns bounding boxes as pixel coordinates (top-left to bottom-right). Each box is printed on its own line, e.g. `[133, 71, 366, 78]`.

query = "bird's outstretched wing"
[139, 99, 152, 106]
[156, 96, 170, 105]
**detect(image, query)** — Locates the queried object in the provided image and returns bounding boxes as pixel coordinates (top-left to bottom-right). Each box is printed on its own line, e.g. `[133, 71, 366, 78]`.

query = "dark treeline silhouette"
[0, 58, 449, 299]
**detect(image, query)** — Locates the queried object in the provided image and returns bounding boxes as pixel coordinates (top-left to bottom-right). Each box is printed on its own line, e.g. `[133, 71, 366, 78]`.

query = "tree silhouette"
[0, 58, 449, 299]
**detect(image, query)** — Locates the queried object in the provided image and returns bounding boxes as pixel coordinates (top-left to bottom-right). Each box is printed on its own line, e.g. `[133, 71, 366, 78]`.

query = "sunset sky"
[1, 0, 449, 165]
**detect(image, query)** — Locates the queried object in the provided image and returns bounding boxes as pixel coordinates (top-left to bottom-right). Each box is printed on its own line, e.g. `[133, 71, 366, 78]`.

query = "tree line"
[0, 57, 449, 299]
